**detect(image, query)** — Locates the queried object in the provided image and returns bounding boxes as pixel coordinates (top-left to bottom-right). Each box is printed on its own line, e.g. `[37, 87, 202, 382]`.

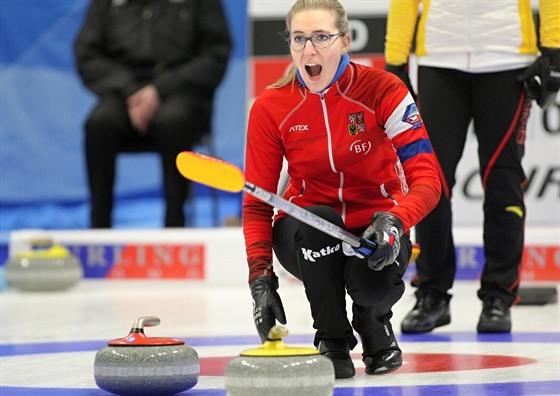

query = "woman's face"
[289, 8, 350, 93]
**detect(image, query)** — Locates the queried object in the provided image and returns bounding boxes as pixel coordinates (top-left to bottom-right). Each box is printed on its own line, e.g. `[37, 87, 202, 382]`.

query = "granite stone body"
[4, 246, 83, 291]
[225, 354, 334, 396]
[225, 325, 335, 396]
[94, 316, 199, 396]
[94, 344, 199, 396]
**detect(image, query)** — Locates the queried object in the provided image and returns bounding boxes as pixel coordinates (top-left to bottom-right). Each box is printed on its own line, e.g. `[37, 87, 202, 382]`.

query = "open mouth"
[305, 64, 322, 78]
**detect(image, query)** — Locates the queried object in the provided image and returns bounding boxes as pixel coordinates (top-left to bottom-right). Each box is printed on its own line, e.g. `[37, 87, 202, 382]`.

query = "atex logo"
[301, 243, 340, 262]
[289, 124, 309, 132]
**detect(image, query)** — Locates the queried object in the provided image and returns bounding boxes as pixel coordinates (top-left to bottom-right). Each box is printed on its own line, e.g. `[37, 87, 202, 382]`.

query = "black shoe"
[477, 296, 511, 333]
[363, 349, 402, 375]
[361, 325, 402, 375]
[318, 339, 355, 379]
[401, 291, 451, 333]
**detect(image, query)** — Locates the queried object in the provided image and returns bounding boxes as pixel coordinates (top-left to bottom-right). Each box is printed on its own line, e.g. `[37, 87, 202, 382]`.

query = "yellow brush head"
[176, 151, 245, 193]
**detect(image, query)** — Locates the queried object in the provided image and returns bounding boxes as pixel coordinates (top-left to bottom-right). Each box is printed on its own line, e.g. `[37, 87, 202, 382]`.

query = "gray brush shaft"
[244, 182, 362, 248]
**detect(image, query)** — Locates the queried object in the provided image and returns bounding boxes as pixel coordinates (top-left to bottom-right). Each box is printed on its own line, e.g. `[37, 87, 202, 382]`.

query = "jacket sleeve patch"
[402, 103, 423, 130]
[384, 93, 421, 139]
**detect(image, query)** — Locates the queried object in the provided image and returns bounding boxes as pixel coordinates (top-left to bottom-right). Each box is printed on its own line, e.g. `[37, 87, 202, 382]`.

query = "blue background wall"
[0, 0, 248, 233]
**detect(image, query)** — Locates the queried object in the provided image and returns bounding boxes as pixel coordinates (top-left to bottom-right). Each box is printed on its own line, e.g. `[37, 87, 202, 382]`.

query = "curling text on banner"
[6, 228, 559, 283]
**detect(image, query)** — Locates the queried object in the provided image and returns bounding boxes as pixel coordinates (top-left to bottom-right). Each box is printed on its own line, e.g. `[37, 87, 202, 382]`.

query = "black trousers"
[273, 205, 411, 352]
[415, 66, 529, 305]
[84, 94, 206, 228]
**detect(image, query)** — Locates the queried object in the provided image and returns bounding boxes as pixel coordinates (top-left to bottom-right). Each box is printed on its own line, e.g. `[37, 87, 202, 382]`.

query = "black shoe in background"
[401, 290, 451, 333]
[318, 338, 356, 379]
[477, 296, 512, 333]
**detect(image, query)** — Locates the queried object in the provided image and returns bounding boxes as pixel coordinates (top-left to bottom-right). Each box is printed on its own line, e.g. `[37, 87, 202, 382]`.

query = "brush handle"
[245, 182, 377, 256]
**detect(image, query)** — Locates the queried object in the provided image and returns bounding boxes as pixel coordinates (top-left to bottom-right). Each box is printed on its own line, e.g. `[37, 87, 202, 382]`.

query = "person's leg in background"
[472, 69, 529, 333]
[84, 95, 135, 228]
[149, 94, 207, 227]
[401, 67, 473, 333]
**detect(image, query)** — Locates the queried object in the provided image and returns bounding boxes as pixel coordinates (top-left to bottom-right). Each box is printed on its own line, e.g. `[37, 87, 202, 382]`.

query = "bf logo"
[350, 140, 371, 155]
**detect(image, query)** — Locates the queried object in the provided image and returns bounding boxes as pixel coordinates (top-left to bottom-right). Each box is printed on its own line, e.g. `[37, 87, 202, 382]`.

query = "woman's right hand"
[249, 275, 287, 343]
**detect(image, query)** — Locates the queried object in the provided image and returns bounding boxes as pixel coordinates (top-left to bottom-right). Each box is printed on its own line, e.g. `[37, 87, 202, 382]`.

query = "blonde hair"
[268, 0, 349, 89]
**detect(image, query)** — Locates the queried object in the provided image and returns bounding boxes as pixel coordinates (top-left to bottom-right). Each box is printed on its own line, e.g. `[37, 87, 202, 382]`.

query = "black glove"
[517, 47, 560, 109]
[385, 63, 416, 101]
[361, 212, 403, 271]
[249, 275, 286, 343]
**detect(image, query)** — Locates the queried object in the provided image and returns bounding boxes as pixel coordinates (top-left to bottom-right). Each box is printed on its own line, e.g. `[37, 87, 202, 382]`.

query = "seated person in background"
[74, 0, 232, 228]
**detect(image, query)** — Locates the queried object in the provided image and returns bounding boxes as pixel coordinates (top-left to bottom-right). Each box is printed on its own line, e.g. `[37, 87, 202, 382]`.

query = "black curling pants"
[414, 66, 529, 306]
[273, 205, 411, 352]
[84, 94, 206, 228]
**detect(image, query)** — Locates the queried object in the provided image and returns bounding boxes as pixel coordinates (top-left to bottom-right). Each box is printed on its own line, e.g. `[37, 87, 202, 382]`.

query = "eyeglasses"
[288, 32, 343, 51]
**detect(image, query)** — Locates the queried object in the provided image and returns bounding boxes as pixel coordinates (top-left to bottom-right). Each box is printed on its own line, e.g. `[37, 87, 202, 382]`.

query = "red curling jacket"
[243, 61, 441, 282]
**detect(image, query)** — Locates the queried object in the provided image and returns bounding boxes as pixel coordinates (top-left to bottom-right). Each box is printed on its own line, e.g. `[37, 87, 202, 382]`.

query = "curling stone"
[225, 325, 335, 396]
[4, 239, 83, 292]
[94, 316, 199, 396]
